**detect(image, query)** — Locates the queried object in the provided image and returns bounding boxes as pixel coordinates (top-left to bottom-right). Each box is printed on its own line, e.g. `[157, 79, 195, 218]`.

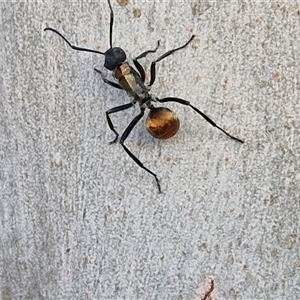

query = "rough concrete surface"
[0, 1, 299, 299]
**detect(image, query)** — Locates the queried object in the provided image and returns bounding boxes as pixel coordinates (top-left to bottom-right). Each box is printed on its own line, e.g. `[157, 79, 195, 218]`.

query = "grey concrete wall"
[0, 1, 299, 299]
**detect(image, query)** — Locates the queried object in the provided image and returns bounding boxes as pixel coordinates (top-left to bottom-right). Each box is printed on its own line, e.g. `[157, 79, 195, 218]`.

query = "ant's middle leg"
[133, 41, 160, 83]
[148, 35, 195, 86]
[106, 102, 134, 144]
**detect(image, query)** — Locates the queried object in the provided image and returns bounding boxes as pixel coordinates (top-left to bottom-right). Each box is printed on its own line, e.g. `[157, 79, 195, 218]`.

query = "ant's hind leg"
[119, 108, 162, 193]
[158, 97, 244, 144]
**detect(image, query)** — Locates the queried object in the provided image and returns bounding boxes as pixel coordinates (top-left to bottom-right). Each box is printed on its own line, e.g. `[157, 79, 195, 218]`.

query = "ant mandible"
[44, 0, 244, 193]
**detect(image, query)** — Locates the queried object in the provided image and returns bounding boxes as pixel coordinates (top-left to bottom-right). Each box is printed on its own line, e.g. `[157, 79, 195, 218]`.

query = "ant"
[44, 0, 244, 193]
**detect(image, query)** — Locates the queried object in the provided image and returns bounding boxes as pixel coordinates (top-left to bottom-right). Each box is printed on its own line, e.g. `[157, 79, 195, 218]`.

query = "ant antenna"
[44, 27, 106, 56]
[107, 0, 114, 49]
[44, 0, 115, 55]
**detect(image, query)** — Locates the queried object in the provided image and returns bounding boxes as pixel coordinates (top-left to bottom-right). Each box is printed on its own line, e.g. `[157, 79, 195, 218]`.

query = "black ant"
[44, 0, 244, 193]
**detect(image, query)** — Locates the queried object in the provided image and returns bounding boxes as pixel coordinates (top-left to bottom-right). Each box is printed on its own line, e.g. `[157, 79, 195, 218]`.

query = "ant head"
[146, 107, 180, 140]
[104, 47, 126, 70]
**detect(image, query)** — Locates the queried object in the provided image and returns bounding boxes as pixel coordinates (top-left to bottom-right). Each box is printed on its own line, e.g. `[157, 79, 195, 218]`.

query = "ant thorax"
[114, 62, 149, 100]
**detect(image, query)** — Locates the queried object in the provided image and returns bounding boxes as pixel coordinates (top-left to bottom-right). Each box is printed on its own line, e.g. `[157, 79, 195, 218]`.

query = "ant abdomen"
[146, 107, 180, 140]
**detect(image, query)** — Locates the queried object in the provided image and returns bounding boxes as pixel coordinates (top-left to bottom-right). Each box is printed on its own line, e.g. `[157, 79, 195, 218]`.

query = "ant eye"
[114, 47, 126, 60]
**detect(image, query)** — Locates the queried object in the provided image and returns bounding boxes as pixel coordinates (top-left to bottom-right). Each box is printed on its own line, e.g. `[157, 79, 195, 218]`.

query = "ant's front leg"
[133, 41, 160, 83]
[94, 68, 122, 90]
[148, 35, 195, 86]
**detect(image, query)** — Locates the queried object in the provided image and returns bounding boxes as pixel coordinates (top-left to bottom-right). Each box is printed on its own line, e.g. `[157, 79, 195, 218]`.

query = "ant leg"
[44, 28, 105, 55]
[158, 97, 244, 143]
[106, 103, 134, 143]
[133, 41, 160, 83]
[119, 108, 161, 193]
[149, 35, 195, 86]
[94, 68, 122, 90]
